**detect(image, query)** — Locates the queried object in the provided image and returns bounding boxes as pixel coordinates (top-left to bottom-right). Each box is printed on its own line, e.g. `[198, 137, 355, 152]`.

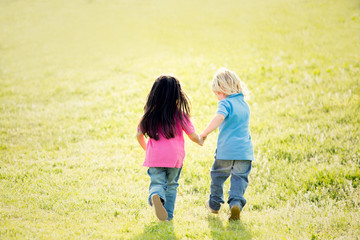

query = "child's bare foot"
[205, 200, 219, 214]
[151, 194, 168, 221]
[228, 205, 241, 221]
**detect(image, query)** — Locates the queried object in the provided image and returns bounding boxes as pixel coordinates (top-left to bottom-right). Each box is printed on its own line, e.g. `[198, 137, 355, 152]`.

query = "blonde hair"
[211, 67, 250, 99]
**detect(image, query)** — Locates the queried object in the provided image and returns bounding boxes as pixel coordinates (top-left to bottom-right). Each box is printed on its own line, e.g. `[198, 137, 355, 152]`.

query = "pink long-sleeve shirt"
[142, 116, 195, 168]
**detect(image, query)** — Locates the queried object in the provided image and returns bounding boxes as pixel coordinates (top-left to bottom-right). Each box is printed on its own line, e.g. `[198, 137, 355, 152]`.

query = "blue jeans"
[147, 167, 182, 220]
[208, 159, 252, 211]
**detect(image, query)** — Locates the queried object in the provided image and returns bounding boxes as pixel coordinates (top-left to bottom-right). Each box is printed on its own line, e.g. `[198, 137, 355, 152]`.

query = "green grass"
[1, 0, 359, 239]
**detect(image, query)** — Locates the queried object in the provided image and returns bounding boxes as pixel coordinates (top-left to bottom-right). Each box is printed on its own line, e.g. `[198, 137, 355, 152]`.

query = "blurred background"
[0, 0, 359, 239]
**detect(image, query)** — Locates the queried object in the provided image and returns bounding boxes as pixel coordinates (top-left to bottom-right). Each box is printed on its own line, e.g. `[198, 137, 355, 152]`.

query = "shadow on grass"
[208, 215, 252, 240]
[130, 221, 178, 240]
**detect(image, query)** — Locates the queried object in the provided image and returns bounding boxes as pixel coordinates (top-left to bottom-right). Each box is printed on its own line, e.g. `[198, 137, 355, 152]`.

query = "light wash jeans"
[147, 167, 182, 220]
[208, 159, 252, 211]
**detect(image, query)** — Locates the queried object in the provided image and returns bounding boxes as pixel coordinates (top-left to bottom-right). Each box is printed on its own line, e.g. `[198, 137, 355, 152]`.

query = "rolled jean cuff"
[228, 199, 243, 210]
[148, 193, 165, 206]
[209, 199, 221, 211]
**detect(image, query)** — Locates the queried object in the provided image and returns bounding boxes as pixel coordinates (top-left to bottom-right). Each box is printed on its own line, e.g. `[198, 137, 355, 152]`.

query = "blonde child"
[137, 75, 204, 221]
[201, 68, 255, 221]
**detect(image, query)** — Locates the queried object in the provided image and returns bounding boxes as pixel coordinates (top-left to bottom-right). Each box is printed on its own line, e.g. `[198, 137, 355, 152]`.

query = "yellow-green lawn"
[1, 0, 359, 239]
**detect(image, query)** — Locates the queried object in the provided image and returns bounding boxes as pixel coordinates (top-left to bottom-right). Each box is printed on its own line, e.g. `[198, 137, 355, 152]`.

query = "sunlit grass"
[1, 0, 359, 239]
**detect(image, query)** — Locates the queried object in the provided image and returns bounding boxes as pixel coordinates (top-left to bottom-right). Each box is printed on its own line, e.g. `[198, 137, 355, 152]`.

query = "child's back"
[216, 92, 254, 160]
[200, 68, 255, 221]
[136, 74, 204, 221]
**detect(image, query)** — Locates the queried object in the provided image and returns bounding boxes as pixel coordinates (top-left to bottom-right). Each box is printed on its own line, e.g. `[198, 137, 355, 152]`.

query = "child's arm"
[136, 128, 147, 150]
[187, 132, 204, 146]
[200, 114, 225, 138]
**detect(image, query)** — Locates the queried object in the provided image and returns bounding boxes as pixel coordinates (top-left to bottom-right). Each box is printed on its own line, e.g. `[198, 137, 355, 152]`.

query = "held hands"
[198, 132, 207, 146]
[188, 132, 206, 146]
[198, 135, 205, 146]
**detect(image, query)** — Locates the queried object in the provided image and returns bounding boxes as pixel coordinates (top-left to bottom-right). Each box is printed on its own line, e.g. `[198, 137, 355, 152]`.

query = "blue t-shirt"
[216, 92, 255, 160]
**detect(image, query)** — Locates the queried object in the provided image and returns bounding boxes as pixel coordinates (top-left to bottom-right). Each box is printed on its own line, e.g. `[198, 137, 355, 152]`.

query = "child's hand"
[188, 132, 205, 146]
[198, 135, 205, 146]
[200, 132, 207, 141]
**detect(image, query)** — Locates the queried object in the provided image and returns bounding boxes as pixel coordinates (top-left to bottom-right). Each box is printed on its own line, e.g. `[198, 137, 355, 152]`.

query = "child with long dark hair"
[136, 74, 204, 221]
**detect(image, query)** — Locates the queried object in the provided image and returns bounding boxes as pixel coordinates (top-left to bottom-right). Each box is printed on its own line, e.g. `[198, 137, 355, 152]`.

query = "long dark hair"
[140, 75, 191, 140]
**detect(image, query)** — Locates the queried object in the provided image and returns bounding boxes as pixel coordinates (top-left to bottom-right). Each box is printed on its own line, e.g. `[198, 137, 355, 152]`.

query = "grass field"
[1, 0, 359, 239]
